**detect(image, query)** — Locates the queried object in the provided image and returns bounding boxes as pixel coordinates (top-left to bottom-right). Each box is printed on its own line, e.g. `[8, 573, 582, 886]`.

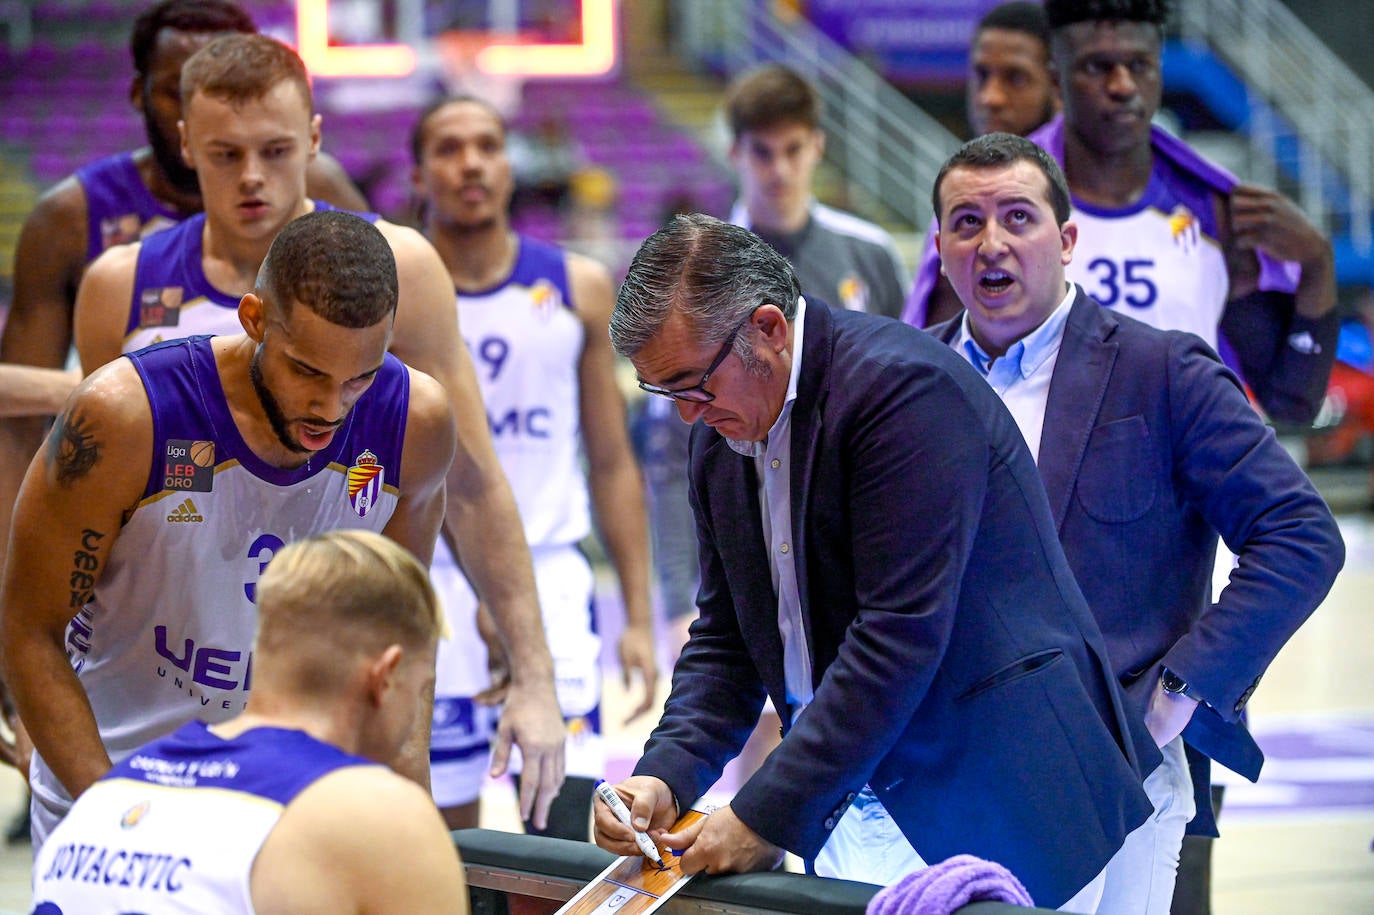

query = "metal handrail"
[1178, 0, 1374, 256]
[670, 1, 961, 230]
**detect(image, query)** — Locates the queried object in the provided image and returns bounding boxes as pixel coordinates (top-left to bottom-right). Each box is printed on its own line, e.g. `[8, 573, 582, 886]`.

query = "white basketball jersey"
[29, 338, 407, 823]
[456, 236, 589, 548]
[1066, 157, 1229, 348]
[32, 721, 373, 915]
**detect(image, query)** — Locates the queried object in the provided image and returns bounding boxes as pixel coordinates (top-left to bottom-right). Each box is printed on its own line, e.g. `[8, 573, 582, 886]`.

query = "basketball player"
[68, 33, 567, 831]
[31, 529, 470, 914]
[6, 0, 363, 377]
[904, 1, 1060, 326]
[1036, 0, 1337, 425]
[410, 95, 656, 838]
[0, 211, 454, 849]
[967, 2, 1060, 139]
[0, 4, 369, 779]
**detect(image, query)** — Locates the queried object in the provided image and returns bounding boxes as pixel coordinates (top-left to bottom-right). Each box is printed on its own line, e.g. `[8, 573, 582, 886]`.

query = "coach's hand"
[592, 776, 678, 857]
[662, 805, 784, 876]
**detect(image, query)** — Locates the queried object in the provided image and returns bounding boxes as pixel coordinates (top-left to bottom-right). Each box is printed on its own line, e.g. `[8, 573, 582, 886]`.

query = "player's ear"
[365, 645, 405, 707]
[238, 293, 268, 341]
[178, 119, 194, 168]
[309, 113, 322, 160]
[129, 73, 145, 112]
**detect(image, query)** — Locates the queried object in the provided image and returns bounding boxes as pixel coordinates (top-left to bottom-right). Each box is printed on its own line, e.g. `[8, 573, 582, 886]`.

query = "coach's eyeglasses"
[637, 309, 758, 404]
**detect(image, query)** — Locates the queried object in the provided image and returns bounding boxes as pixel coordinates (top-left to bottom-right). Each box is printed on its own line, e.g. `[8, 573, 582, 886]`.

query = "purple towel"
[865, 855, 1035, 915]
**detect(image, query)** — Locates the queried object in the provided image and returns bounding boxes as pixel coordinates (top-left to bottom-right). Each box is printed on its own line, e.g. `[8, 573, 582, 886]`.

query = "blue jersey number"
[1086, 257, 1158, 308]
[243, 533, 285, 603]
[471, 336, 510, 383]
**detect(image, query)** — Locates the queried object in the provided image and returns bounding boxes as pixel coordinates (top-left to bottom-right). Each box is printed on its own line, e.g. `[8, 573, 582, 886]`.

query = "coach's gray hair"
[610, 214, 800, 360]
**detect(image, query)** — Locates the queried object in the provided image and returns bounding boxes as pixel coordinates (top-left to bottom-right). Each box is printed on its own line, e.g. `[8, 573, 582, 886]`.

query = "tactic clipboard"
[554, 807, 709, 914]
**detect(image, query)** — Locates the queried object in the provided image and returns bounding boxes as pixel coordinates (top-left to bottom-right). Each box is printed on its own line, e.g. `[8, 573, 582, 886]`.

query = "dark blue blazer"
[931, 288, 1345, 834]
[635, 302, 1155, 907]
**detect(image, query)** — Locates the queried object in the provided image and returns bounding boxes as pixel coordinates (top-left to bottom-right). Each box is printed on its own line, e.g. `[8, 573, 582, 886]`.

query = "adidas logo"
[166, 498, 204, 523]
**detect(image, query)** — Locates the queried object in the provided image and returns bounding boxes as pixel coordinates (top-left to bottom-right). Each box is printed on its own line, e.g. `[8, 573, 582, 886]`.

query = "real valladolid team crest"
[346, 449, 384, 518]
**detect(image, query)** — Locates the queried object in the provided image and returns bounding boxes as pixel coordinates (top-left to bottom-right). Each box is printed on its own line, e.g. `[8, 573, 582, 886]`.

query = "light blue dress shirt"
[952, 285, 1075, 463]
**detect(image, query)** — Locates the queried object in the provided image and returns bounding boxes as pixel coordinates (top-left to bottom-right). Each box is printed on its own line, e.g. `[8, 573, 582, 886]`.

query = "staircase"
[619, 0, 957, 272]
[1177, 0, 1374, 284]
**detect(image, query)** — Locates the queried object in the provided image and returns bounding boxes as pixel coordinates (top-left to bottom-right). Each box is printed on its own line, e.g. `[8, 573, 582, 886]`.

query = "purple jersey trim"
[126, 335, 410, 497]
[127, 213, 237, 336]
[74, 152, 182, 264]
[1069, 157, 1220, 239]
[1029, 115, 1300, 294]
[107, 720, 375, 806]
[463, 234, 573, 307]
[127, 202, 383, 338]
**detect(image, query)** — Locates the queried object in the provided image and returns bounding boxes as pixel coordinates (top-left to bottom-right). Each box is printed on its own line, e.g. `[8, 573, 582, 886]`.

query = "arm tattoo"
[47, 408, 100, 487]
[69, 529, 105, 610]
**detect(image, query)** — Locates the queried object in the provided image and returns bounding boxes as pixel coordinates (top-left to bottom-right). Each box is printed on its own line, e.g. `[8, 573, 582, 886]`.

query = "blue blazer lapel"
[1039, 289, 1119, 532]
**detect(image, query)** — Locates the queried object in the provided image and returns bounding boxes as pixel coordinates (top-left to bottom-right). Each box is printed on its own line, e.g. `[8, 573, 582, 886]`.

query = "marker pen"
[594, 779, 665, 866]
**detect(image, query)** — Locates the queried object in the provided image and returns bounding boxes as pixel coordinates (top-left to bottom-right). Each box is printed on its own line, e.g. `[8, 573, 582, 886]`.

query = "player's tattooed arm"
[68, 528, 105, 612]
[46, 407, 100, 487]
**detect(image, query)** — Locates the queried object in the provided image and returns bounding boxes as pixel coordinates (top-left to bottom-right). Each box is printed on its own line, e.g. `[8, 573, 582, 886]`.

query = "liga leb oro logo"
[164, 439, 215, 493]
[347, 449, 384, 518]
[139, 286, 185, 329]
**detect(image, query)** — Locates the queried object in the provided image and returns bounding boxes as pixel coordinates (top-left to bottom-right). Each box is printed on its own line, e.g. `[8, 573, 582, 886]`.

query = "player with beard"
[409, 96, 657, 839]
[0, 4, 368, 781]
[1029, 0, 1337, 427]
[4, 0, 364, 382]
[0, 211, 457, 849]
[68, 34, 569, 833]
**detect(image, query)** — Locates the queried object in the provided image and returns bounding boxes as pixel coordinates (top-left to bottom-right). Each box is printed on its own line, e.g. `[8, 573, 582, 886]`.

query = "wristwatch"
[1160, 668, 1204, 704]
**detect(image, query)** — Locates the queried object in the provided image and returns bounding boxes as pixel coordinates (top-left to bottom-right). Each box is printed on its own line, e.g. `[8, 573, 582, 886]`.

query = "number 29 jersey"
[29, 336, 409, 822]
[1065, 153, 1229, 350]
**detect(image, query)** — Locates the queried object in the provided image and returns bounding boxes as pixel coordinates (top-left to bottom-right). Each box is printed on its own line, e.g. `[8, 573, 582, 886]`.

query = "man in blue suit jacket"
[927, 133, 1345, 912]
[593, 213, 1155, 909]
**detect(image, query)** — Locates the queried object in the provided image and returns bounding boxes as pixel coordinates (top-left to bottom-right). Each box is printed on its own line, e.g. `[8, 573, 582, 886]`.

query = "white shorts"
[428, 540, 603, 808]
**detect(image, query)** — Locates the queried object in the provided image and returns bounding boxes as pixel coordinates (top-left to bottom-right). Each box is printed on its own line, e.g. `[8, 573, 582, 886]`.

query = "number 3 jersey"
[1065, 151, 1229, 350]
[29, 336, 409, 822]
[32, 721, 374, 914]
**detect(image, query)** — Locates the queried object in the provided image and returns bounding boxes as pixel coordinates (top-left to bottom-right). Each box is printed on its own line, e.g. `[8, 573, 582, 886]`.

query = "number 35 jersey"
[457, 236, 589, 549]
[29, 336, 409, 820]
[1066, 154, 1229, 350]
